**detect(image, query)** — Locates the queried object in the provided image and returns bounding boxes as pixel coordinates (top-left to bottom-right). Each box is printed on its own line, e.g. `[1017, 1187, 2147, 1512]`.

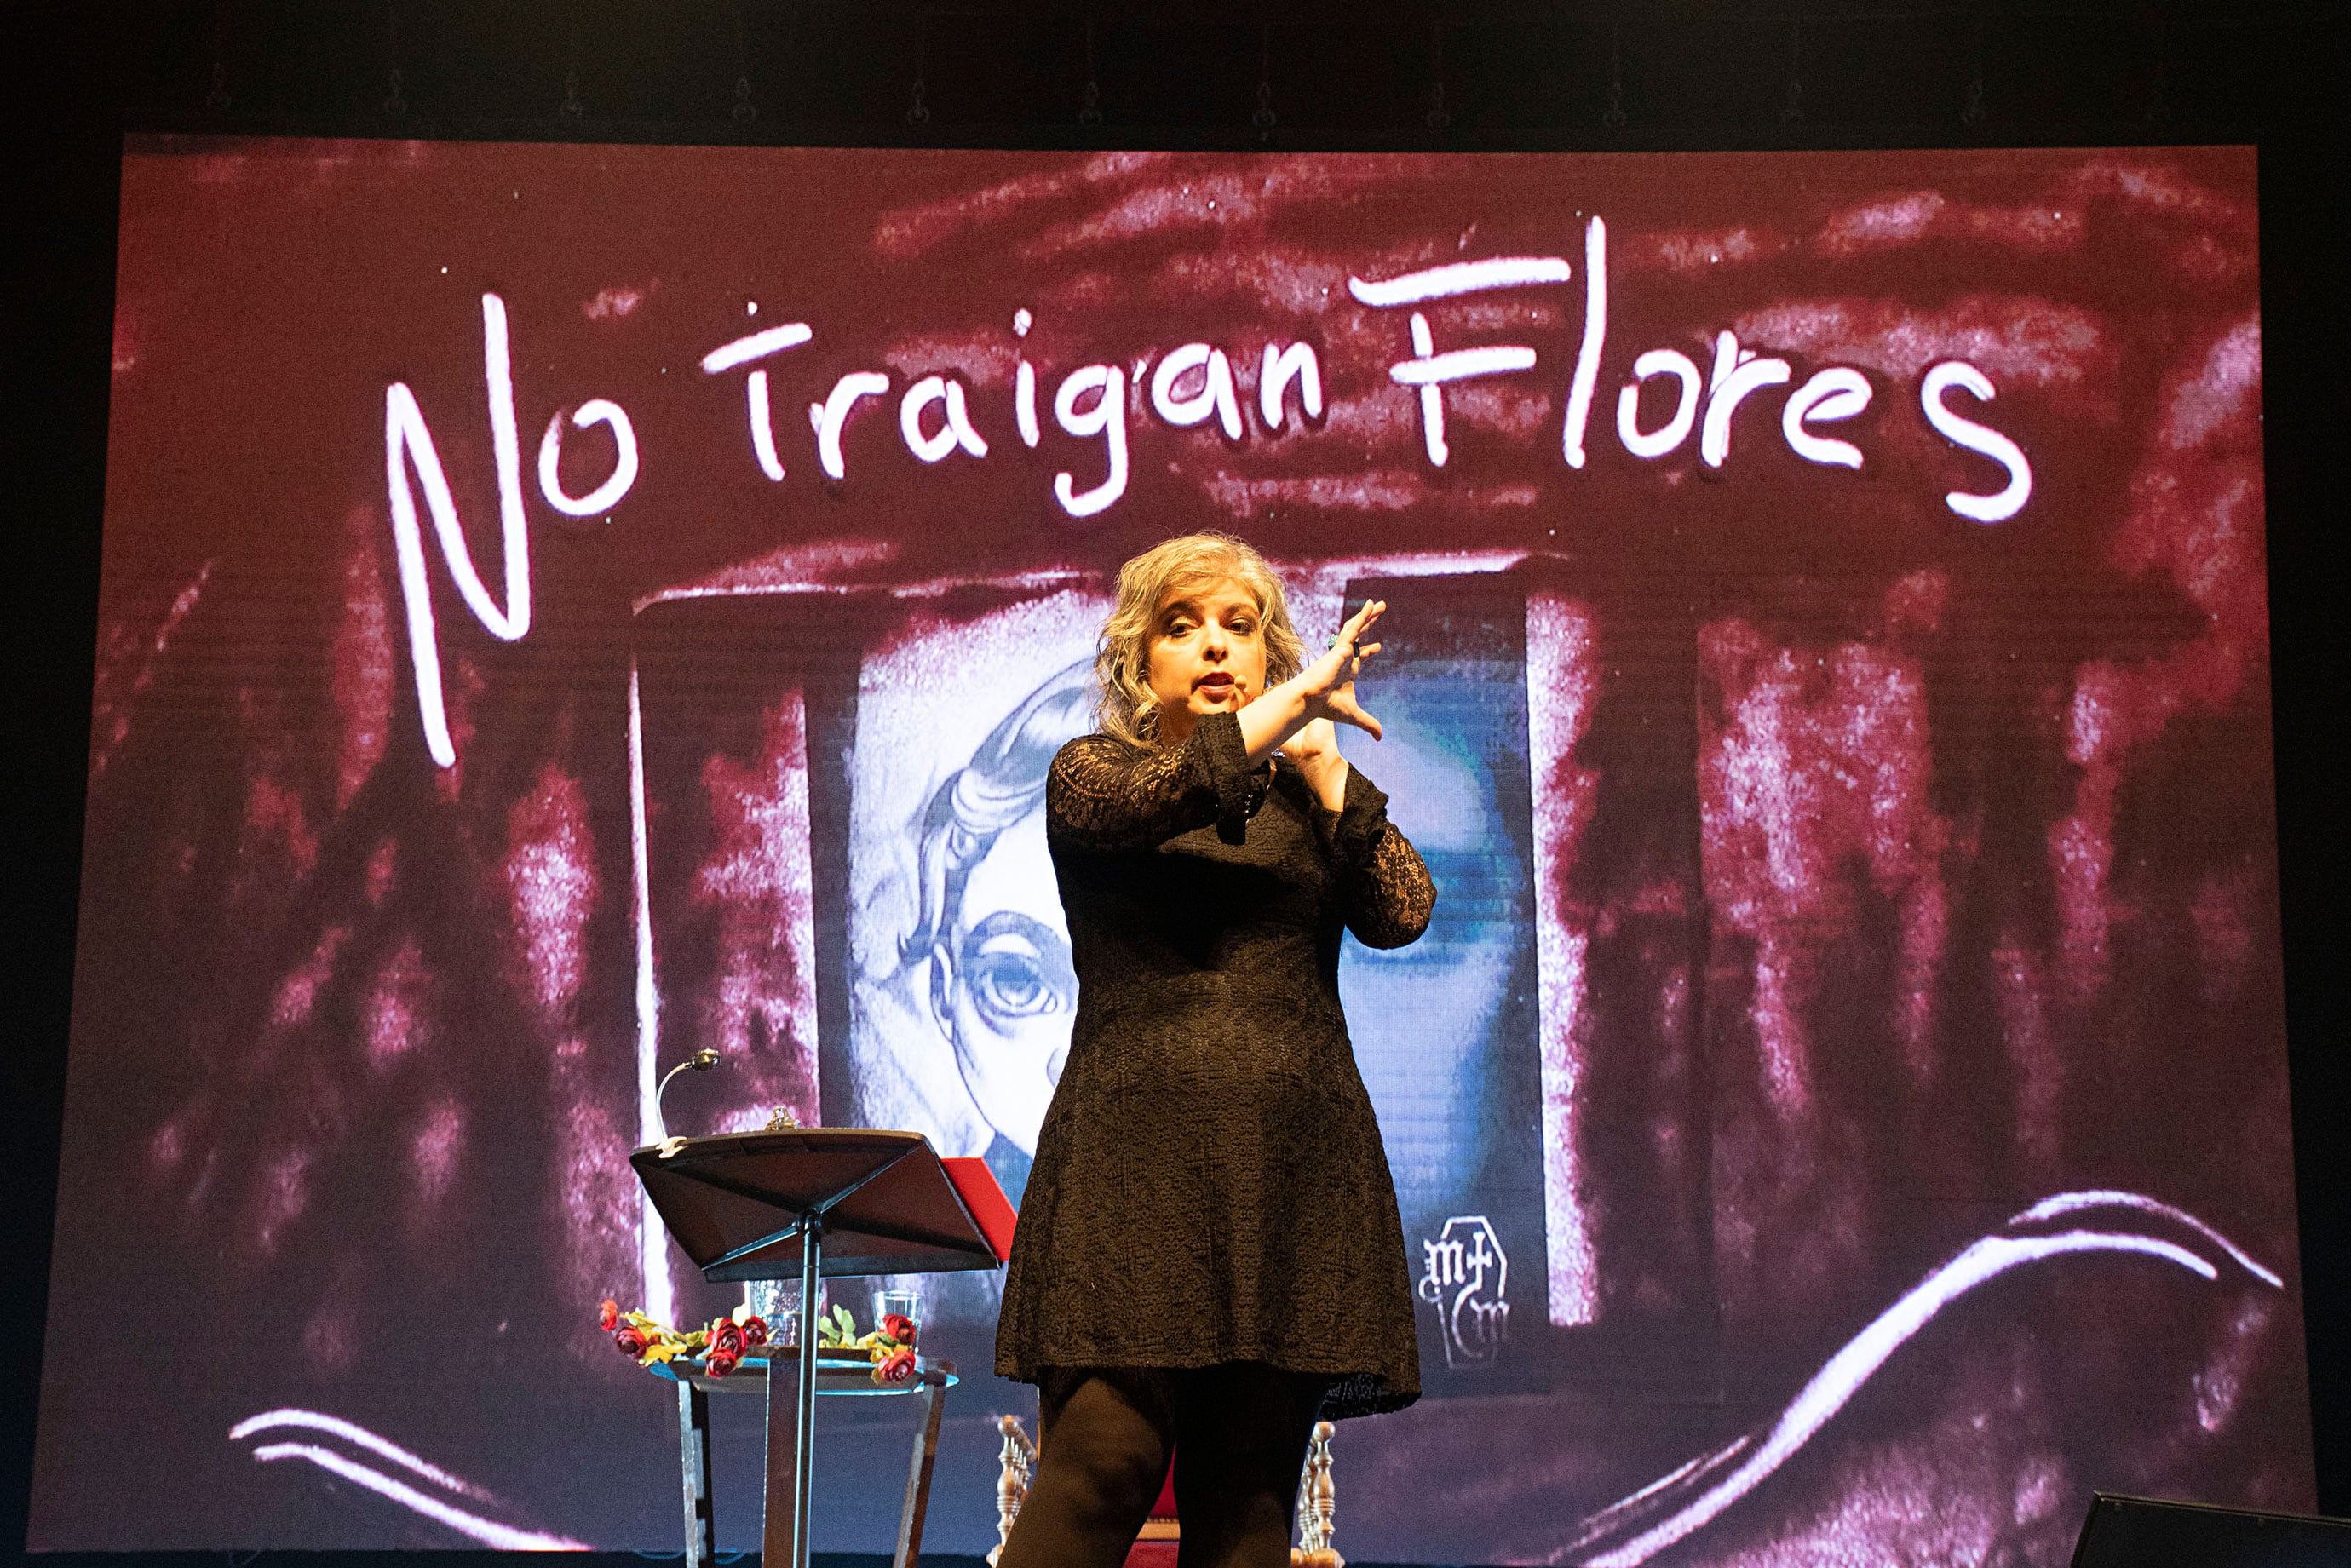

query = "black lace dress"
[993, 709, 1436, 1418]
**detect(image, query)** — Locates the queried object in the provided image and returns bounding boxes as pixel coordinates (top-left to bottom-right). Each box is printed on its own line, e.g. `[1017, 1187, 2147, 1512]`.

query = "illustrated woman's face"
[943, 806, 1075, 1154]
[1145, 575, 1270, 744]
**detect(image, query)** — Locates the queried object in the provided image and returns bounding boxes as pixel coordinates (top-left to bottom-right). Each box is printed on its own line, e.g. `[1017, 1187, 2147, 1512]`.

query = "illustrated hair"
[1093, 531, 1306, 749]
[902, 658, 1096, 979]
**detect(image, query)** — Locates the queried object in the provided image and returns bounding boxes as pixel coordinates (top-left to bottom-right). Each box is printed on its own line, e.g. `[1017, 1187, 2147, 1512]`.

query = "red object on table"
[940, 1157, 1018, 1263]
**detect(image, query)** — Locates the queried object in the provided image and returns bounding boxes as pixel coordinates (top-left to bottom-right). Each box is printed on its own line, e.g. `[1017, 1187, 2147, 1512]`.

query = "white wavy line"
[1585, 1228, 2228, 1566]
[1612, 1439, 1745, 1515]
[229, 1409, 492, 1502]
[2014, 1189, 2285, 1288]
[630, 566, 1077, 614]
[248, 1444, 588, 1549]
[1565, 1438, 1750, 1548]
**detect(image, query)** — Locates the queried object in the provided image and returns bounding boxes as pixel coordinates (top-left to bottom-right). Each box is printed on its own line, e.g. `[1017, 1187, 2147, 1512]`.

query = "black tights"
[996, 1364, 1327, 1568]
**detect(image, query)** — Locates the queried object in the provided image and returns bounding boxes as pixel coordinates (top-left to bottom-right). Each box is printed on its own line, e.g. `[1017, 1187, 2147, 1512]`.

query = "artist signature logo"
[1417, 1215, 1509, 1367]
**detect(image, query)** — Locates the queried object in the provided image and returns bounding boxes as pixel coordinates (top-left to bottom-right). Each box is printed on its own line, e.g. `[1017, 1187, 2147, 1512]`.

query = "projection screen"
[32, 139, 2307, 1566]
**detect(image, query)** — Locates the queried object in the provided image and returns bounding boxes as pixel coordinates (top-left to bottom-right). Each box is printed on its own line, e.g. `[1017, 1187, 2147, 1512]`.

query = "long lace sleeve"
[1046, 711, 1263, 852]
[1319, 764, 1434, 950]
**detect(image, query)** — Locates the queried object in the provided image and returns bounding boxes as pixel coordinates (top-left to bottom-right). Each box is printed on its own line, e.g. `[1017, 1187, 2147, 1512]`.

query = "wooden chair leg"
[1291, 1421, 1340, 1568]
[989, 1414, 1037, 1567]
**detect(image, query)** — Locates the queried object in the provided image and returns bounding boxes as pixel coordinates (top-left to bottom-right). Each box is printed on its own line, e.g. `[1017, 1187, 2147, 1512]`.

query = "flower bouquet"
[814, 1302, 922, 1386]
[599, 1296, 918, 1386]
[599, 1296, 770, 1378]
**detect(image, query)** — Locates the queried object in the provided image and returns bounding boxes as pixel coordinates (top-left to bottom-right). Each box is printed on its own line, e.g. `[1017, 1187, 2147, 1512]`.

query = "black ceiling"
[66, 1, 2336, 146]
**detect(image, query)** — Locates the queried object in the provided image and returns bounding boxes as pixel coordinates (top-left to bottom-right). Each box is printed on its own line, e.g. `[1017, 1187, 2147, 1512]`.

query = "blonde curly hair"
[1094, 532, 1307, 748]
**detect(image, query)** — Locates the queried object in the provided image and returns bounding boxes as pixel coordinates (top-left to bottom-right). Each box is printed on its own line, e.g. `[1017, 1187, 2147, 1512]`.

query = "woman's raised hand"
[1297, 598, 1385, 740]
[1232, 599, 1387, 767]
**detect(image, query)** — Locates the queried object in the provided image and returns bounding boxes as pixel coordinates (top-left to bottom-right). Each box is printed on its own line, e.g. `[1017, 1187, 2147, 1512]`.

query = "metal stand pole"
[794, 1211, 824, 1568]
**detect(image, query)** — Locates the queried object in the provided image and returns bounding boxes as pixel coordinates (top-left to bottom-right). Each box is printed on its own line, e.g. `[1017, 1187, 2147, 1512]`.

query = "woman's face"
[1144, 575, 1270, 744]
[943, 806, 1075, 1154]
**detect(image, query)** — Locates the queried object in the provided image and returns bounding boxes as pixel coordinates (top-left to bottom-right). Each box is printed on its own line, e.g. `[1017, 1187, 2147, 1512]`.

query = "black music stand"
[631, 1129, 1005, 1568]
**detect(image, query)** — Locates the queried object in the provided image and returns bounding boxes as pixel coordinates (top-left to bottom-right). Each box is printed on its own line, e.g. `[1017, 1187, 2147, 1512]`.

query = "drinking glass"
[872, 1286, 923, 1339]
[744, 1278, 825, 1344]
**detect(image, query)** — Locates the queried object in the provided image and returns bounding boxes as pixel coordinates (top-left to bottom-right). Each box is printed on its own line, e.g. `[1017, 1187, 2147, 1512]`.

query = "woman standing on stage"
[995, 532, 1434, 1568]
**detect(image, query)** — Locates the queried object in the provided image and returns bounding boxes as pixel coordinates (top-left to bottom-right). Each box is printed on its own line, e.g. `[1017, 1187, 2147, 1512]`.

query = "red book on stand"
[940, 1157, 1018, 1264]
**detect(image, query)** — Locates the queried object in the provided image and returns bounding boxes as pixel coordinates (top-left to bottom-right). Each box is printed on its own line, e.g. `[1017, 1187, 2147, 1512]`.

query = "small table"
[647, 1348, 959, 1568]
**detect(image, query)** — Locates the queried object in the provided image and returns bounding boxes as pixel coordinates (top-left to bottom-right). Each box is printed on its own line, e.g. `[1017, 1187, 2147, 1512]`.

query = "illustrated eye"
[970, 953, 1056, 1019]
[957, 913, 1076, 1034]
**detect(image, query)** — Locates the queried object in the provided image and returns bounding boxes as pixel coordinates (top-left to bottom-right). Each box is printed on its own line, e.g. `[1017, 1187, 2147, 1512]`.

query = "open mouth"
[1194, 674, 1235, 696]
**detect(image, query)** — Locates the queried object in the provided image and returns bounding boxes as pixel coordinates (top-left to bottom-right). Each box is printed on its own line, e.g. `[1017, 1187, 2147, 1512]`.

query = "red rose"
[882, 1313, 917, 1347]
[741, 1316, 770, 1348]
[705, 1348, 740, 1379]
[598, 1298, 621, 1332]
[613, 1325, 650, 1359]
[710, 1319, 745, 1358]
[874, 1346, 917, 1385]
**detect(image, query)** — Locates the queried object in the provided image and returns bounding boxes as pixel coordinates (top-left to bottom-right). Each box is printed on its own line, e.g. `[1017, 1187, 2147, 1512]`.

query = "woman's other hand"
[1281, 718, 1351, 812]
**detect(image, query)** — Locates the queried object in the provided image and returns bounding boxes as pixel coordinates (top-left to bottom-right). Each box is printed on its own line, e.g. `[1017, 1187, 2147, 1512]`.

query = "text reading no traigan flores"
[388, 219, 2035, 767]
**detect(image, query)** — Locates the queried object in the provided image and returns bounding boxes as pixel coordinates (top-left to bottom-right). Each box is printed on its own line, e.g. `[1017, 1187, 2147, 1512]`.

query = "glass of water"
[871, 1286, 923, 1341]
[744, 1278, 824, 1344]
